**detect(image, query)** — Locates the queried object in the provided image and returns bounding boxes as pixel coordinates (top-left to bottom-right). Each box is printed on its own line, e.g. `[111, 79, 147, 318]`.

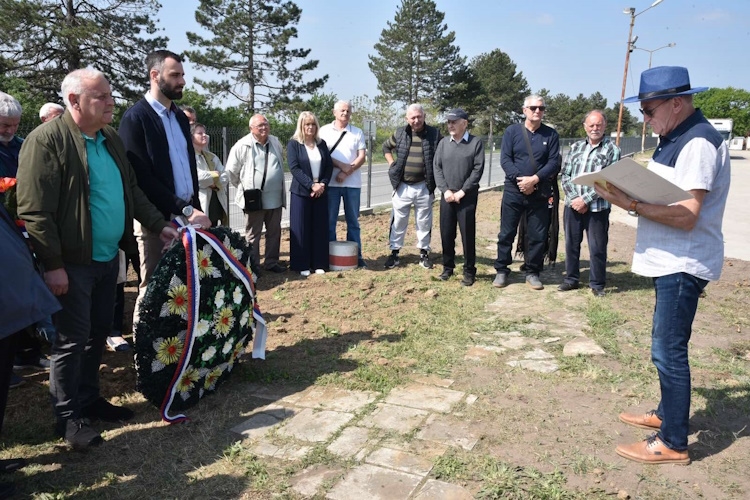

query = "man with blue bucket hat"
[595, 66, 730, 464]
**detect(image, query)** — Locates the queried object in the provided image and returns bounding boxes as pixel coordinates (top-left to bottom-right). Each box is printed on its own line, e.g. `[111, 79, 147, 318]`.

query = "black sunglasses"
[639, 98, 672, 118]
[526, 106, 546, 112]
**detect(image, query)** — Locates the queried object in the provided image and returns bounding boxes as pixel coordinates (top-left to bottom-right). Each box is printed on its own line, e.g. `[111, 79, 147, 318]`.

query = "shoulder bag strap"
[259, 143, 269, 190]
[328, 130, 347, 154]
[520, 126, 538, 171]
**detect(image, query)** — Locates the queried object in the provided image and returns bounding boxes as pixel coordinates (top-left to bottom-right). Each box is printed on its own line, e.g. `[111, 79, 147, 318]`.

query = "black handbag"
[242, 143, 269, 213]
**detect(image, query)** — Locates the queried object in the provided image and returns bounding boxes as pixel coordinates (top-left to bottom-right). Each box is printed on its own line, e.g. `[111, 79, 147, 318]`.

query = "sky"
[157, 0, 749, 113]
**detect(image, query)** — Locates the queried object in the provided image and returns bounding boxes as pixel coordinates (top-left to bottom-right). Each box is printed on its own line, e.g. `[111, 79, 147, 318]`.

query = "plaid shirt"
[561, 137, 620, 212]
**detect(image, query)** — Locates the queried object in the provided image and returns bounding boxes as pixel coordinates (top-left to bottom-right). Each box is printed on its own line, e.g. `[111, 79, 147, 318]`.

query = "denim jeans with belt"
[651, 272, 708, 451]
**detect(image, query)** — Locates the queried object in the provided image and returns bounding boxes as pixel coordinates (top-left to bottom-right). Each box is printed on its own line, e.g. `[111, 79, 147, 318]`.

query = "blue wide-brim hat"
[623, 66, 708, 103]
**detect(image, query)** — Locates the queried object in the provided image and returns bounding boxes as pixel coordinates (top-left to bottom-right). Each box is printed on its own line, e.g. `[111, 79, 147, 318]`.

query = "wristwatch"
[181, 205, 194, 218]
[627, 200, 640, 217]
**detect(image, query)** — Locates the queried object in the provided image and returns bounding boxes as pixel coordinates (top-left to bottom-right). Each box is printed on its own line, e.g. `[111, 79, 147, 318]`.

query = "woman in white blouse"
[191, 123, 228, 226]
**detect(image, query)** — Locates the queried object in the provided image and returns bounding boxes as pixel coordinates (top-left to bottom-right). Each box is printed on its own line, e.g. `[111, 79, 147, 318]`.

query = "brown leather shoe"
[619, 409, 662, 430]
[615, 434, 690, 465]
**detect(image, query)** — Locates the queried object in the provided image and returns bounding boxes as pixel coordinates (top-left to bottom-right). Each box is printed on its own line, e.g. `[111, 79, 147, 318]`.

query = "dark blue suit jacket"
[287, 139, 334, 196]
[118, 99, 200, 218]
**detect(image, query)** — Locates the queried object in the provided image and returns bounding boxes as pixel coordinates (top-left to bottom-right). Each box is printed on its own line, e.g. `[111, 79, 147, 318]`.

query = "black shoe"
[0, 458, 26, 474]
[526, 274, 544, 290]
[461, 274, 475, 287]
[439, 268, 453, 281]
[557, 282, 579, 292]
[0, 482, 16, 499]
[384, 252, 400, 269]
[266, 263, 287, 273]
[358, 259, 368, 269]
[492, 273, 508, 288]
[8, 373, 24, 389]
[62, 418, 103, 449]
[81, 397, 135, 422]
[13, 357, 50, 370]
[419, 252, 433, 269]
[591, 288, 606, 297]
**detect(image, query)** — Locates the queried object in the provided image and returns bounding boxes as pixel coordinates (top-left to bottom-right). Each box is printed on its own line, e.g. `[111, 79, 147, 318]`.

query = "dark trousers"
[563, 206, 609, 290]
[290, 192, 330, 272]
[14, 328, 42, 364]
[439, 193, 477, 275]
[113, 253, 140, 334]
[494, 189, 550, 276]
[0, 333, 19, 433]
[50, 257, 118, 419]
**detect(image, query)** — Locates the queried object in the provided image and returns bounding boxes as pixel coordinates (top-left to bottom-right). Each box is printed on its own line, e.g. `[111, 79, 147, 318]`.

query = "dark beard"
[158, 79, 183, 101]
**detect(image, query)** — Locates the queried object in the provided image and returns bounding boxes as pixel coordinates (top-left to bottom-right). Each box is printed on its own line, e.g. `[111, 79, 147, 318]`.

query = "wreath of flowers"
[134, 225, 266, 423]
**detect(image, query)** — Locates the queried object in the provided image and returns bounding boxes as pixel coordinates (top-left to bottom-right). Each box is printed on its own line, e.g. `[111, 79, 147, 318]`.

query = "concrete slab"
[380, 437, 449, 461]
[327, 426, 371, 459]
[229, 404, 295, 439]
[416, 414, 480, 451]
[414, 479, 474, 500]
[563, 337, 606, 356]
[360, 403, 429, 433]
[413, 375, 455, 388]
[523, 348, 555, 360]
[385, 384, 465, 413]
[278, 408, 355, 442]
[250, 439, 312, 460]
[506, 359, 559, 373]
[290, 465, 342, 498]
[245, 384, 305, 402]
[366, 447, 434, 476]
[464, 345, 505, 360]
[499, 337, 534, 350]
[326, 464, 422, 500]
[292, 386, 377, 412]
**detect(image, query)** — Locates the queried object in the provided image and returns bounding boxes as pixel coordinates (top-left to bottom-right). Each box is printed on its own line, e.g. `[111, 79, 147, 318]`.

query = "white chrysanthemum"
[195, 319, 211, 338]
[222, 338, 234, 355]
[233, 286, 243, 304]
[201, 346, 217, 362]
[239, 310, 250, 327]
[214, 289, 225, 309]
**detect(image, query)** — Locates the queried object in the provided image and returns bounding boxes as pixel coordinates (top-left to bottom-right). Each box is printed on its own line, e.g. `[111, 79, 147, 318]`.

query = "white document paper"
[573, 158, 693, 205]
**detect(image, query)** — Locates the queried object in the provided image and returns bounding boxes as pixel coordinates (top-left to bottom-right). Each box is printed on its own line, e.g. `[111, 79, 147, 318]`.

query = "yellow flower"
[164, 283, 188, 318]
[204, 367, 222, 390]
[214, 307, 235, 336]
[197, 246, 220, 279]
[155, 336, 182, 365]
[176, 366, 200, 393]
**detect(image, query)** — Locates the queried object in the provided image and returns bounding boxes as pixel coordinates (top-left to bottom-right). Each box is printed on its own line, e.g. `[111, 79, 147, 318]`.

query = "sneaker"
[492, 273, 508, 288]
[439, 268, 453, 281]
[460, 274, 475, 287]
[591, 288, 606, 297]
[384, 252, 400, 269]
[106, 336, 131, 352]
[419, 253, 433, 269]
[9, 373, 24, 389]
[61, 418, 103, 449]
[619, 409, 662, 430]
[526, 275, 544, 290]
[314, 269, 325, 275]
[557, 282, 579, 292]
[615, 434, 690, 465]
[13, 357, 50, 370]
[300, 270, 311, 277]
[81, 397, 135, 422]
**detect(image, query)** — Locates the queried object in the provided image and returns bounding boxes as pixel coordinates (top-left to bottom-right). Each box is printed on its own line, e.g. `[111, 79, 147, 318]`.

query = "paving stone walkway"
[230, 285, 605, 498]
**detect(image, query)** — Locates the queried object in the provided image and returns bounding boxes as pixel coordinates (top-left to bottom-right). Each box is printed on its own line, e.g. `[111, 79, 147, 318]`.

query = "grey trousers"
[244, 207, 283, 269]
[49, 257, 118, 419]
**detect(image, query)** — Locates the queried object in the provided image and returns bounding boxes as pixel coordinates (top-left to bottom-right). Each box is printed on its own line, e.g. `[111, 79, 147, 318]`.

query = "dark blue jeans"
[327, 186, 362, 258]
[49, 257, 118, 419]
[563, 206, 609, 290]
[494, 189, 549, 276]
[651, 272, 708, 451]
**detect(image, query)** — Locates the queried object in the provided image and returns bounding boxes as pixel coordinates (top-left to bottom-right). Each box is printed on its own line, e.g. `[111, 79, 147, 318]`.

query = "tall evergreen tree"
[0, 0, 167, 103]
[469, 50, 529, 132]
[185, 0, 328, 114]
[368, 0, 465, 109]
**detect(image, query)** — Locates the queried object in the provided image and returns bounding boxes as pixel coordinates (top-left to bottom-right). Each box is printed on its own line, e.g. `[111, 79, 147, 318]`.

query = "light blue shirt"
[144, 93, 193, 203]
[83, 131, 125, 262]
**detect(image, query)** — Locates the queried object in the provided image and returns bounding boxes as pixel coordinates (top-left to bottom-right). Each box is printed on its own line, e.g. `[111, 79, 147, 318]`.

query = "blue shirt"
[145, 93, 194, 203]
[0, 136, 23, 178]
[84, 131, 125, 262]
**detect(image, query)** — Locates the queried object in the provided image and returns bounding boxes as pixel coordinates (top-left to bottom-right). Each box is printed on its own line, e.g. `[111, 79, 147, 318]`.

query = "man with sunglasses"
[595, 66, 730, 465]
[493, 95, 560, 290]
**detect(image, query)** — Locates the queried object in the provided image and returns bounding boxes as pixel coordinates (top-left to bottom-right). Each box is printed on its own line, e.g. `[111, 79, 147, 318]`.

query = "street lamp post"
[615, 0, 666, 147]
[634, 42, 676, 151]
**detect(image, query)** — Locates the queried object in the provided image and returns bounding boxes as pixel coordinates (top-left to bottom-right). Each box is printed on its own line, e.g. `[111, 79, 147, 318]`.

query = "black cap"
[445, 108, 468, 121]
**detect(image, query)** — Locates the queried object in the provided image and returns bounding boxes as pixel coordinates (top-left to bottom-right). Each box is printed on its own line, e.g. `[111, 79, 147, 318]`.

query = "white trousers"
[388, 181, 434, 251]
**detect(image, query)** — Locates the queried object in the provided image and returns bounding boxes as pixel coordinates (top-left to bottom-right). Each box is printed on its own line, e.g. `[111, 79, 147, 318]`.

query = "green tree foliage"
[368, 0, 465, 109]
[539, 90, 637, 138]
[177, 88, 250, 129]
[0, 0, 167, 103]
[694, 87, 750, 136]
[271, 92, 337, 125]
[185, 0, 328, 114]
[0, 73, 48, 131]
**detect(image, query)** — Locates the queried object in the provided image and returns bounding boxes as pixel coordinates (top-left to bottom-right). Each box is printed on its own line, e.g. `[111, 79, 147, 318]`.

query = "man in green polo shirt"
[17, 68, 178, 449]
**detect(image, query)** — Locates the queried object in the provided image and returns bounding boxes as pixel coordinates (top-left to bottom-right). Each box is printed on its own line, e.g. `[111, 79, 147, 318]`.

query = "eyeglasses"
[526, 106, 546, 112]
[252, 123, 269, 129]
[639, 99, 671, 118]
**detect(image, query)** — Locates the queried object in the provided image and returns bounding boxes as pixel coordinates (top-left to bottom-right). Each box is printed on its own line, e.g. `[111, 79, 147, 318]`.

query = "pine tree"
[368, 0, 465, 109]
[185, 0, 328, 114]
[470, 50, 529, 132]
[0, 0, 167, 103]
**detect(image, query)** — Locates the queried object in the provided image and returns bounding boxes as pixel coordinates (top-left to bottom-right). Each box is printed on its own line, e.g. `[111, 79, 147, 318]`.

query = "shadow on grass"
[689, 384, 750, 462]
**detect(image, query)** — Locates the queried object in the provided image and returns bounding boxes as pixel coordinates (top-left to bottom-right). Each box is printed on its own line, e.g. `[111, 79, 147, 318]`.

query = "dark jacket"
[500, 122, 560, 194]
[384, 124, 441, 192]
[16, 111, 169, 271]
[118, 98, 201, 218]
[0, 203, 61, 338]
[0, 135, 23, 178]
[287, 139, 334, 196]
